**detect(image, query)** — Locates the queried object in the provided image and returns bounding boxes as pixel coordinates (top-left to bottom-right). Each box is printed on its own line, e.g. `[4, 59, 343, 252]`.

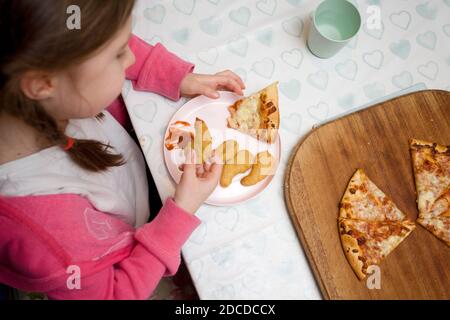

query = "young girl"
[0, 0, 245, 299]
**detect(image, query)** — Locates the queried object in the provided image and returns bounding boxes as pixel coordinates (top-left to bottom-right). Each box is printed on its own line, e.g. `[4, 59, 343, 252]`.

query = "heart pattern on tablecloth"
[390, 39, 411, 60]
[281, 48, 304, 69]
[307, 102, 329, 121]
[197, 47, 219, 65]
[282, 16, 303, 37]
[256, 28, 274, 46]
[229, 7, 251, 26]
[443, 24, 450, 37]
[172, 28, 190, 45]
[416, 31, 437, 50]
[211, 245, 236, 268]
[392, 71, 414, 89]
[144, 5, 165, 24]
[188, 223, 207, 245]
[199, 16, 223, 36]
[417, 61, 439, 80]
[363, 82, 386, 100]
[138, 135, 153, 157]
[337, 93, 355, 110]
[362, 50, 384, 69]
[282, 113, 302, 135]
[173, 0, 196, 15]
[127, 0, 450, 300]
[389, 11, 411, 30]
[133, 101, 157, 122]
[416, 2, 437, 20]
[307, 70, 328, 91]
[251, 57, 275, 78]
[280, 79, 301, 100]
[215, 208, 239, 231]
[335, 59, 358, 81]
[227, 37, 249, 57]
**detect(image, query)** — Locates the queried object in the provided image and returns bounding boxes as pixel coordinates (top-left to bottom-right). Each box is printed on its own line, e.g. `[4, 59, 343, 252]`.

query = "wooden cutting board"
[284, 90, 450, 300]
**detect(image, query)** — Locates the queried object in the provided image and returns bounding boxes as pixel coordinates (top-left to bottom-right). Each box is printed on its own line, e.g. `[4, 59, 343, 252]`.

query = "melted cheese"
[379, 235, 403, 257]
[235, 95, 260, 129]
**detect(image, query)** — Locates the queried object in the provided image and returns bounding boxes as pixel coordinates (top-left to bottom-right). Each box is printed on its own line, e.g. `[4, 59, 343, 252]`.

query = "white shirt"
[0, 111, 150, 228]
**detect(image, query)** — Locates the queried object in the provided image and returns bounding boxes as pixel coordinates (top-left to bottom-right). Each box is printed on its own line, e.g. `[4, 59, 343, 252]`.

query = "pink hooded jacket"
[0, 35, 199, 300]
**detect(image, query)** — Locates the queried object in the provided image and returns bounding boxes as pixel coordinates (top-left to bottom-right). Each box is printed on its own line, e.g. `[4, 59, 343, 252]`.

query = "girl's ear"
[20, 71, 57, 101]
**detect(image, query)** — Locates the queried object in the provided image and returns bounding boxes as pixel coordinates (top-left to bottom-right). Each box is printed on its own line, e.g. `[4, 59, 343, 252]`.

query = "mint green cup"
[307, 0, 361, 59]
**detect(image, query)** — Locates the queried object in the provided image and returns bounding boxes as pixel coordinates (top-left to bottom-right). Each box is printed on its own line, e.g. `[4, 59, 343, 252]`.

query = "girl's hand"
[180, 70, 246, 99]
[174, 152, 223, 214]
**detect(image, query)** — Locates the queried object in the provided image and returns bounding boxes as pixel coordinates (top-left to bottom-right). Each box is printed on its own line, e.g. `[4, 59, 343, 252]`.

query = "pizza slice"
[194, 118, 212, 164]
[423, 189, 450, 219]
[410, 139, 450, 217]
[227, 82, 279, 144]
[416, 188, 450, 246]
[339, 169, 416, 280]
[410, 139, 450, 246]
[340, 169, 407, 222]
[339, 218, 416, 280]
[165, 121, 193, 151]
[416, 216, 450, 247]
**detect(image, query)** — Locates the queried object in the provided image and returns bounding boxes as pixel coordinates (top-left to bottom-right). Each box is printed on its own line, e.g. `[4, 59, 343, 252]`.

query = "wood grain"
[284, 90, 450, 300]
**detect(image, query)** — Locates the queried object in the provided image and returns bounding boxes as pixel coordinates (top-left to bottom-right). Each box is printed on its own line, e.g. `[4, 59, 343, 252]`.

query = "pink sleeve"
[0, 197, 200, 300]
[50, 199, 200, 300]
[126, 35, 195, 101]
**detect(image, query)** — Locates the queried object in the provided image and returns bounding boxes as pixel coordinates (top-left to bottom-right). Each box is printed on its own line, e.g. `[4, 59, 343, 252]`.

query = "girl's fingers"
[200, 85, 220, 99]
[181, 150, 196, 175]
[203, 162, 212, 173]
[181, 162, 196, 179]
[215, 76, 243, 96]
[208, 163, 223, 181]
[189, 149, 196, 164]
[205, 162, 222, 175]
[196, 164, 205, 176]
[216, 70, 246, 89]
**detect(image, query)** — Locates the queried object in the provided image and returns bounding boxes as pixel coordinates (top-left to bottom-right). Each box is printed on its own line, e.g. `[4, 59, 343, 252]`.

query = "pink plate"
[163, 91, 281, 206]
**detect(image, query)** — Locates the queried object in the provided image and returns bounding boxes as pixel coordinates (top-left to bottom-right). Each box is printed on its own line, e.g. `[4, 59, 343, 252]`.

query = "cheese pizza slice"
[227, 82, 279, 144]
[340, 169, 407, 222]
[410, 139, 450, 217]
[339, 218, 416, 280]
[416, 216, 450, 247]
[339, 169, 416, 280]
[410, 139, 450, 246]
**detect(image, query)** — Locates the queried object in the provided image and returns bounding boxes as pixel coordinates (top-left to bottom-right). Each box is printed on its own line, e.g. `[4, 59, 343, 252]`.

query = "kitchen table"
[124, 0, 450, 299]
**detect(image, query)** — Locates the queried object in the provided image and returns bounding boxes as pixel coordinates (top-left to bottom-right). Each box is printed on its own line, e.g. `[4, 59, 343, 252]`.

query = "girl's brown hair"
[0, 0, 135, 171]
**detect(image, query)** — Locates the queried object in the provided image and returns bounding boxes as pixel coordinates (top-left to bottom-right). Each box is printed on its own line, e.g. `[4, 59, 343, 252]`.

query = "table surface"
[124, 0, 450, 299]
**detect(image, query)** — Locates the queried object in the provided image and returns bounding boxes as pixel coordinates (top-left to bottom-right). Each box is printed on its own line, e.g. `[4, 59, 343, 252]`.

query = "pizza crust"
[340, 169, 366, 219]
[340, 234, 366, 280]
[410, 138, 449, 153]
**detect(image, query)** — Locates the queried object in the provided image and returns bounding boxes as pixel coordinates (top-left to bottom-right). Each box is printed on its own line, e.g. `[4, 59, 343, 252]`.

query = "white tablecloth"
[124, 0, 450, 299]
